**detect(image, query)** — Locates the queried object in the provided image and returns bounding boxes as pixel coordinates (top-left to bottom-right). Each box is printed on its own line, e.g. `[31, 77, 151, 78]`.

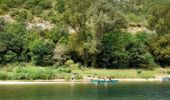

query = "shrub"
[167, 70, 170, 74]
[65, 60, 74, 67]
[57, 67, 71, 73]
[138, 73, 155, 79]
[137, 70, 142, 74]
[31, 6, 43, 15]
[10, 10, 19, 17]
[4, 0, 24, 8]
[75, 74, 83, 80]
[0, 71, 7, 80]
[14, 67, 55, 80]
[29, 39, 55, 66]
[24, 0, 41, 9]
[15, 10, 29, 22]
[38, 0, 52, 9]
[64, 75, 71, 80]
[0, 4, 8, 14]
[4, 51, 17, 62]
[7, 72, 16, 80]
[65, 60, 80, 70]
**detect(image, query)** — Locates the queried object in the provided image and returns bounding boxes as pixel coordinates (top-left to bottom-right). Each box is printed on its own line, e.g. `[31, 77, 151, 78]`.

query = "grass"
[0, 63, 170, 80]
[0, 63, 73, 80]
[72, 68, 170, 79]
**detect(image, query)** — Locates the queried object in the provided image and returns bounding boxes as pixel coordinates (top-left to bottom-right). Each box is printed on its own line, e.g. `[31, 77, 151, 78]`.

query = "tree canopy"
[0, 0, 170, 69]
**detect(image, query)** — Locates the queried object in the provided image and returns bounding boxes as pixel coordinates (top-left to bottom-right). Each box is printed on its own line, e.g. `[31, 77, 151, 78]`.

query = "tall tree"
[148, 2, 170, 35]
[60, 0, 127, 67]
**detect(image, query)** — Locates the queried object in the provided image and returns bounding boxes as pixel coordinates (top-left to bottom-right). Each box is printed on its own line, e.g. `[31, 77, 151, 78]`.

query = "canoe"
[91, 79, 118, 83]
[162, 77, 170, 81]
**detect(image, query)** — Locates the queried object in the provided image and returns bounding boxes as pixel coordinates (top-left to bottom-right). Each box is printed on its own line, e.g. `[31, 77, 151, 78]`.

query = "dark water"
[0, 82, 170, 100]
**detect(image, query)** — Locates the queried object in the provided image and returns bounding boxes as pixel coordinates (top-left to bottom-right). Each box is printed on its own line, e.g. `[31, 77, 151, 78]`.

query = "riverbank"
[0, 64, 170, 81]
[0, 78, 167, 85]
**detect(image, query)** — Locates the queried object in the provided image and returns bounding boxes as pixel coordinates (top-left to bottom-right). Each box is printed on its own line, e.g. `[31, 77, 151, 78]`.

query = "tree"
[89, 0, 128, 38]
[28, 39, 55, 66]
[126, 37, 156, 69]
[148, 34, 170, 67]
[0, 22, 28, 63]
[60, 0, 127, 67]
[99, 32, 131, 68]
[148, 2, 170, 35]
[53, 36, 69, 65]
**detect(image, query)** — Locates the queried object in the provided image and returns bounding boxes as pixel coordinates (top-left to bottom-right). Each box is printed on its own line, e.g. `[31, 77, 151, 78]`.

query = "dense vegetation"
[0, 0, 170, 76]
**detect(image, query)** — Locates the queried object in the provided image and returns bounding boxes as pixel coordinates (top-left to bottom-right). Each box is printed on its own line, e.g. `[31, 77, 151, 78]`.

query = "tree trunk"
[83, 49, 88, 67]
[92, 55, 96, 68]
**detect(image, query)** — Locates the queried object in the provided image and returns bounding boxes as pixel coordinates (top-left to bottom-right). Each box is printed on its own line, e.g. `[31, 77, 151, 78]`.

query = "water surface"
[0, 82, 170, 100]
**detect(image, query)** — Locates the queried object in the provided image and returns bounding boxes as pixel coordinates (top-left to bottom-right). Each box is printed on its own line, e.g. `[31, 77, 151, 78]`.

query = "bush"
[10, 10, 19, 17]
[0, 71, 7, 80]
[167, 70, 170, 74]
[0, 4, 8, 14]
[31, 6, 43, 15]
[0, 23, 27, 63]
[3, 0, 24, 8]
[65, 60, 74, 66]
[15, 10, 29, 22]
[24, 0, 41, 9]
[29, 39, 55, 66]
[57, 67, 71, 73]
[3, 51, 17, 62]
[14, 67, 55, 80]
[65, 60, 80, 70]
[138, 73, 155, 79]
[38, 0, 52, 9]
[137, 70, 142, 74]
[75, 74, 83, 80]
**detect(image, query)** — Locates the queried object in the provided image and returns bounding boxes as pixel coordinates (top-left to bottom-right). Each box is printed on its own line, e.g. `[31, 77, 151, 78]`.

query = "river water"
[0, 82, 170, 100]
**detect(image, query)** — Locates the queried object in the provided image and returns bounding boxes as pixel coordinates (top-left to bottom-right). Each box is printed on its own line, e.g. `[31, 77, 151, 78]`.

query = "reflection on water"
[0, 82, 170, 100]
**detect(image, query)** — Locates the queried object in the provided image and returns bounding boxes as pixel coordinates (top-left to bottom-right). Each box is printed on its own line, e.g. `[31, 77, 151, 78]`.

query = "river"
[0, 82, 170, 100]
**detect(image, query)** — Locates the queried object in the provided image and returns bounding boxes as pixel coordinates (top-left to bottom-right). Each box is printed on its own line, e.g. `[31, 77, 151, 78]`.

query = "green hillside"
[0, 0, 170, 70]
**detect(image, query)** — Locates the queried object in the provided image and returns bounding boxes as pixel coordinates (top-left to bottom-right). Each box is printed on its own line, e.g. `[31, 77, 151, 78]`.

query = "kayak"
[91, 79, 118, 83]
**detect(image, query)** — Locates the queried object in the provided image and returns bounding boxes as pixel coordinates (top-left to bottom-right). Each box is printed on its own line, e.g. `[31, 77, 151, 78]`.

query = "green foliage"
[65, 60, 74, 67]
[167, 70, 170, 74]
[3, 51, 17, 62]
[15, 10, 29, 22]
[99, 32, 132, 68]
[65, 60, 80, 70]
[29, 39, 55, 66]
[0, 18, 5, 31]
[0, 0, 169, 70]
[149, 34, 170, 66]
[138, 72, 155, 79]
[14, 67, 55, 80]
[148, 2, 170, 34]
[137, 70, 142, 74]
[31, 6, 43, 15]
[0, 71, 7, 80]
[1, 0, 24, 8]
[126, 39, 156, 69]
[57, 67, 71, 73]
[24, 0, 41, 9]
[0, 23, 27, 63]
[38, 0, 52, 9]
[55, 0, 65, 13]
[0, 4, 8, 14]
